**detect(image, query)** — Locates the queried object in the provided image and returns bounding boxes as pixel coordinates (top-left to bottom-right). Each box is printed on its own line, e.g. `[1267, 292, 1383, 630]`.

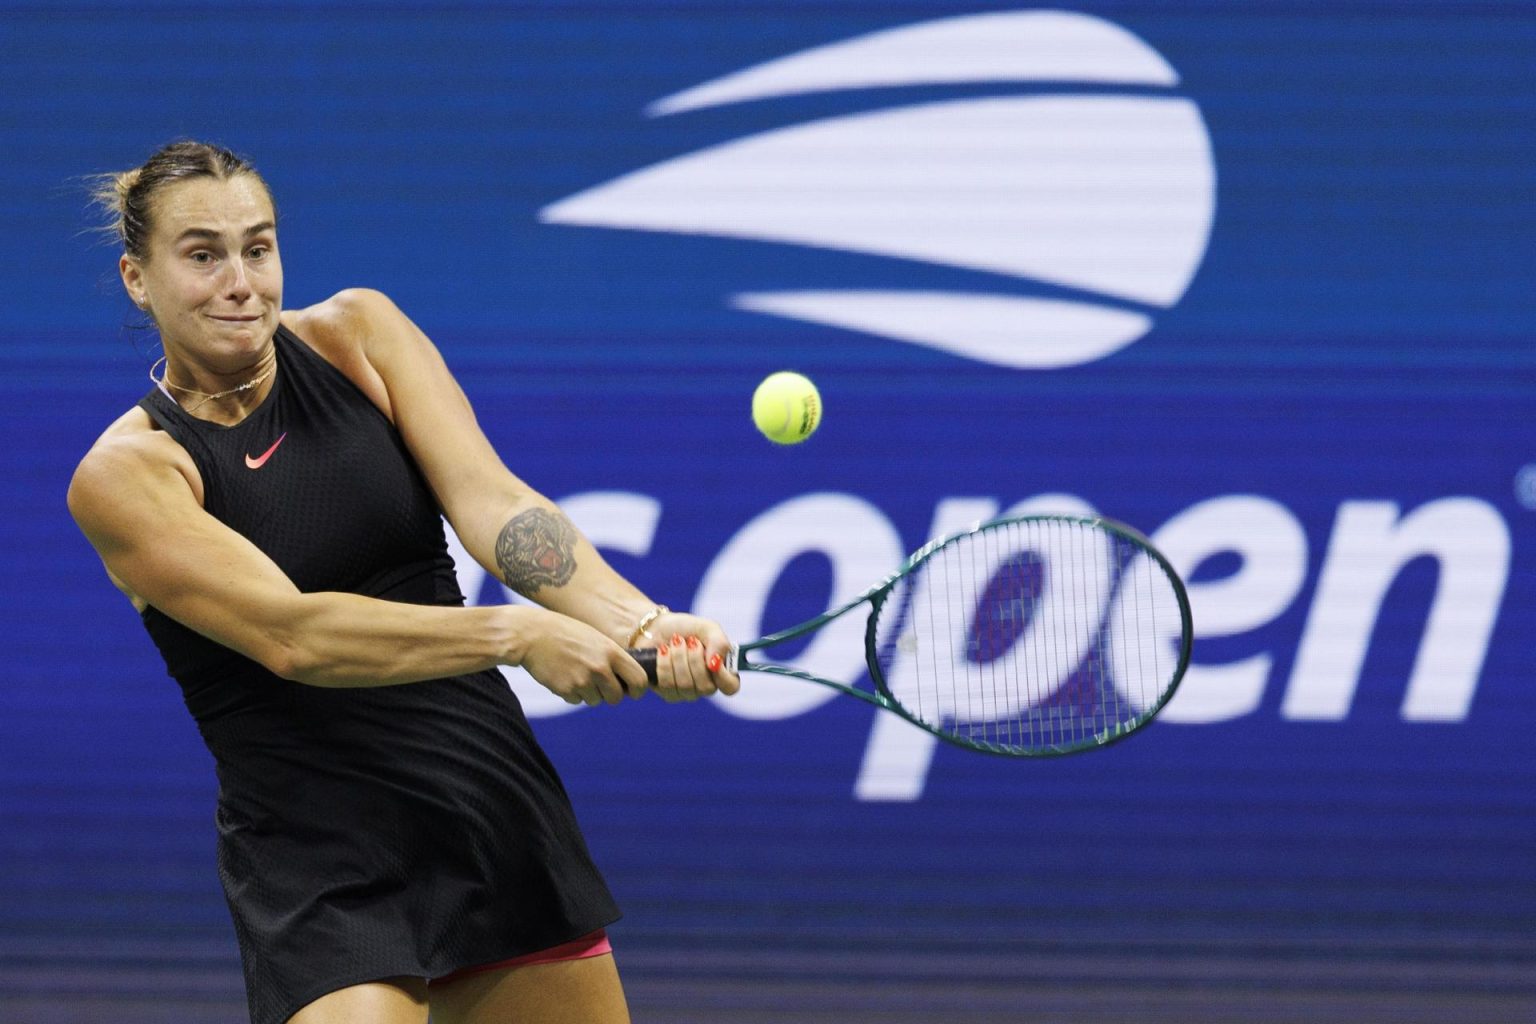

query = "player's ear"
[120, 253, 149, 310]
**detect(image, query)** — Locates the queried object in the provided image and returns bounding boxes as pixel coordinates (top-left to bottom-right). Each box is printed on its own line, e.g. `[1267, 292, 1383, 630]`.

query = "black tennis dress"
[137, 325, 620, 1024]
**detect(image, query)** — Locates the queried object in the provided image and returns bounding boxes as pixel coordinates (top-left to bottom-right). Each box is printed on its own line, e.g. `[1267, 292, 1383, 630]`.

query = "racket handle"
[624, 647, 739, 686]
[627, 647, 659, 684]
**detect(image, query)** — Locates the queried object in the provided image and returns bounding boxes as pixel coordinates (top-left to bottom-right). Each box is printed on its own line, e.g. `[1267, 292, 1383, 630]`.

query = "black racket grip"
[627, 647, 659, 685]
[624, 646, 736, 687]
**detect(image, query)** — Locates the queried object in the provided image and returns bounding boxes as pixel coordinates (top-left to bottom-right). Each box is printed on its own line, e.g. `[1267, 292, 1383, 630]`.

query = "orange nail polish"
[671, 634, 684, 646]
[657, 643, 669, 657]
[707, 653, 722, 673]
[686, 636, 700, 650]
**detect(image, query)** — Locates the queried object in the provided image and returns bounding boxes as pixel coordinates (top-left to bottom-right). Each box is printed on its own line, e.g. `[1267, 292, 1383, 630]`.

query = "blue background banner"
[2, 3, 1532, 1022]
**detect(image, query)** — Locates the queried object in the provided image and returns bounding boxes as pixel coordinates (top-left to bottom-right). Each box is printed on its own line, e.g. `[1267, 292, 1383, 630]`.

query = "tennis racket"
[632, 514, 1192, 757]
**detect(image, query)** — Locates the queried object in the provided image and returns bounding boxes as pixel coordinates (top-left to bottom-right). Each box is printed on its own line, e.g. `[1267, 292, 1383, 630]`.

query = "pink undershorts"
[430, 930, 612, 986]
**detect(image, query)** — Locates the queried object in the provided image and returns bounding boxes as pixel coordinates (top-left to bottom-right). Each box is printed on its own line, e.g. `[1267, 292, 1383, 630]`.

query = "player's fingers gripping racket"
[633, 515, 1192, 757]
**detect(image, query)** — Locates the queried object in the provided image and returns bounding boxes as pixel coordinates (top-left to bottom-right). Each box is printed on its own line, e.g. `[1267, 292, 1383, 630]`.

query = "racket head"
[865, 514, 1192, 757]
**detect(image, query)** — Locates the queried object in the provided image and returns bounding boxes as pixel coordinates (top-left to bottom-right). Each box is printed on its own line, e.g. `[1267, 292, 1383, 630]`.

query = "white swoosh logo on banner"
[540, 11, 1216, 369]
[647, 9, 1179, 115]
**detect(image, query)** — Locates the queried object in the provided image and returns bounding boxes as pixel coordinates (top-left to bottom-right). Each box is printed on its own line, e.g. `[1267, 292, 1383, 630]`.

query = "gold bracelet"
[625, 605, 670, 647]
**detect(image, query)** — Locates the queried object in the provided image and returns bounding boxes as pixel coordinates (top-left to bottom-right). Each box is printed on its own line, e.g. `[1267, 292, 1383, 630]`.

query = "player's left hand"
[640, 612, 741, 702]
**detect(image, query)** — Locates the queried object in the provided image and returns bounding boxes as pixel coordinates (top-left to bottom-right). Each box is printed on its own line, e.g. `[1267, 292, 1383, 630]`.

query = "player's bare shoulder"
[67, 407, 204, 613]
[281, 288, 408, 355]
[281, 290, 397, 418]
[68, 407, 202, 525]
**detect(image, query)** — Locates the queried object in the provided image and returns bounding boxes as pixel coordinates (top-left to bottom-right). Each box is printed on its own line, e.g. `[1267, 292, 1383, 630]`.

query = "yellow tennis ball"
[752, 371, 821, 445]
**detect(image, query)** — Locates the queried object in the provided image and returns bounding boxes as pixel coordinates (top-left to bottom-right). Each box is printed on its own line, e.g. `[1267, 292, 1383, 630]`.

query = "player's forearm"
[465, 498, 656, 645]
[270, 593, 537, 687]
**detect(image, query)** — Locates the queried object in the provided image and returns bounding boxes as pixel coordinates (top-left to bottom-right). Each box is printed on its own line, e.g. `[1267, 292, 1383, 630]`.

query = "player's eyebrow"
[173, 221, 276, 243]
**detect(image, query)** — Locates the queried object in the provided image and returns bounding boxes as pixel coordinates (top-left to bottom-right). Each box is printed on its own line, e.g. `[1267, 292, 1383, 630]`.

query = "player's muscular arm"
[66, 428, 564, 689]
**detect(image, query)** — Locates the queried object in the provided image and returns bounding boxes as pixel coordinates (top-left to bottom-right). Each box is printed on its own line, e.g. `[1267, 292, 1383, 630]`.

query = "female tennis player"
[67, 140, 739, 1024]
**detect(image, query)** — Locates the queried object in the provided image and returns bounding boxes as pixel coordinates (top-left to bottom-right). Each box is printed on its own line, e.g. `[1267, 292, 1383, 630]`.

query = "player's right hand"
[515, 609, 649, 706]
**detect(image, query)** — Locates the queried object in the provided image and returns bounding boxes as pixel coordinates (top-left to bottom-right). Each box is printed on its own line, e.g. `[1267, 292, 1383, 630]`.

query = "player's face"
[122, 174, 283, 368]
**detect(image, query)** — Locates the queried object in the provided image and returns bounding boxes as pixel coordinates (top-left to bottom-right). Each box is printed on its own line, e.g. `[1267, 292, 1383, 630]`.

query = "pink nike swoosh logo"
[245, 432, 288, 470]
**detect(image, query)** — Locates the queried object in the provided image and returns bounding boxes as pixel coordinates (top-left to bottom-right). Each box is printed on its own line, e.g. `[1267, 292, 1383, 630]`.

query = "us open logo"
[541, 9, 1217, 370]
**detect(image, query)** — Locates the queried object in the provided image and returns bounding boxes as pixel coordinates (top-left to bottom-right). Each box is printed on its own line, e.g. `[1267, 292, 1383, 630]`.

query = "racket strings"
[874, 518, 1181, 755]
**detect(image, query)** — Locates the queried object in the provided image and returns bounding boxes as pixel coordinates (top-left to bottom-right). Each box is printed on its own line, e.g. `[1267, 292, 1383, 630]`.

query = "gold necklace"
[150, 351, 277, 414]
